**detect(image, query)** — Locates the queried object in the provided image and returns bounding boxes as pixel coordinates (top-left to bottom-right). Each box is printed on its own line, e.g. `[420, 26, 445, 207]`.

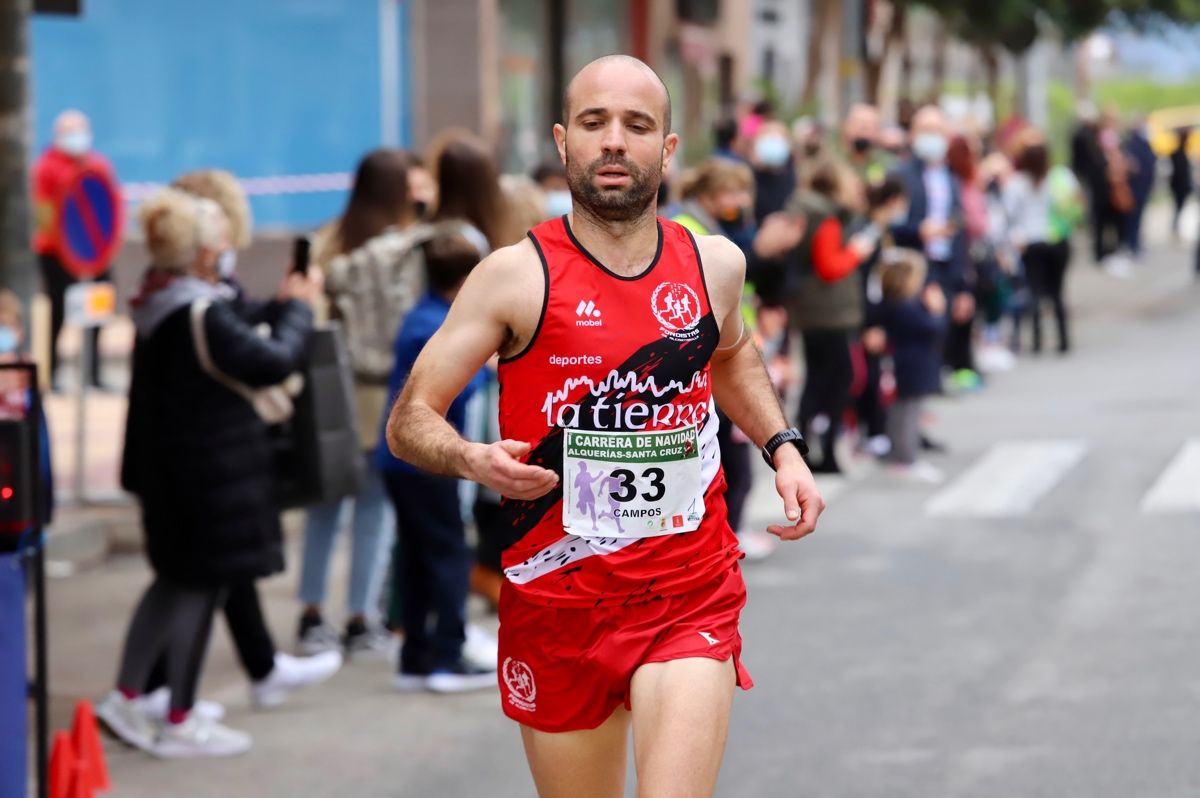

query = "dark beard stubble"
[565, 150, 662, 223]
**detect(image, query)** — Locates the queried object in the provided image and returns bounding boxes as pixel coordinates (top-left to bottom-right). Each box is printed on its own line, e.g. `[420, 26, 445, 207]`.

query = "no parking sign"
[55, 168, 122, 280]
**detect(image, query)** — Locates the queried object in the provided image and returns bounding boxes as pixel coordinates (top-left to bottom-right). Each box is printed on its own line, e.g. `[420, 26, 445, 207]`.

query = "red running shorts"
[496, 564, 753, 733]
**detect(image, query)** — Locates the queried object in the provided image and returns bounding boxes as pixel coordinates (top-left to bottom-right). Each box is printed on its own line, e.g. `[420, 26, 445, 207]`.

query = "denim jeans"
[298, 462, 395, 620]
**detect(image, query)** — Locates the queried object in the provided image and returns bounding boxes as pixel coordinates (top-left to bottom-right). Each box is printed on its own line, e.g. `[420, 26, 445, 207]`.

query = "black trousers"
[1092, 200, 1126, 262]
[144, 579, 277, 691]
[854, 349, 887, 439]
[798, 328, 853, 472]
[715, 408, 753, 531]
[1024, 241, 1071, 352]
[37, 253, 107, 386]
[384, 470, 470, 673]
[473, 496, 521, 573]
[116, 577, 224, 714]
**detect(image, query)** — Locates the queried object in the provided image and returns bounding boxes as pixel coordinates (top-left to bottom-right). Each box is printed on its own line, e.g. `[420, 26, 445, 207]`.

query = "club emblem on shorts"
[651, 282, 701, 341]
[503, 657, 537, 712]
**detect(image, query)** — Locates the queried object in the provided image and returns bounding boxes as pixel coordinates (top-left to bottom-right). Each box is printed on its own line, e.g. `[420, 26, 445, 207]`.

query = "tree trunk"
[930, 20, 948, 103]
[866, 0, 905, 107]
[800, 0, 836, 112]
[982, 45, 1000, 121]
[0, 0, 35, 347]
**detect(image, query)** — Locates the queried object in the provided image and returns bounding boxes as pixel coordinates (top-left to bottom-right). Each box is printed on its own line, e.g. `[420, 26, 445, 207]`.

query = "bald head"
[52, 109, 93, 158]
[911, 105, 947, 139]
[563, 55, 671, 135]
[53, 109, 90, 138]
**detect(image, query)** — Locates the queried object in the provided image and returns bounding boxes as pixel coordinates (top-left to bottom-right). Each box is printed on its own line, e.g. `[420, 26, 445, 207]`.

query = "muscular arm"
[697, 234, 825, 539]
[385, 240, 558, 498]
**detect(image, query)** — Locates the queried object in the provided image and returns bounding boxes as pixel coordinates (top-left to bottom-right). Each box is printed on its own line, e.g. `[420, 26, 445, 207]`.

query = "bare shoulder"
[692, 234, 747, 311]
[454, 236, 545, 358]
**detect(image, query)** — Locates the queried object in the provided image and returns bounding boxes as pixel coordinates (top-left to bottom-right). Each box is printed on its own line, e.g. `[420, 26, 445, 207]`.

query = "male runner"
[388, 54, 824, 798]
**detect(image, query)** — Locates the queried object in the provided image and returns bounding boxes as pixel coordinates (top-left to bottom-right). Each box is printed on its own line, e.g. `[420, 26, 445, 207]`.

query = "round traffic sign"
[57, 168, 122, 280]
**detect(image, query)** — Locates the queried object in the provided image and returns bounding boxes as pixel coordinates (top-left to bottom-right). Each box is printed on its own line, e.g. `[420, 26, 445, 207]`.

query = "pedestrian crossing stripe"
[1141, 439, 1200, 513]
[925, 440, 1089, 518]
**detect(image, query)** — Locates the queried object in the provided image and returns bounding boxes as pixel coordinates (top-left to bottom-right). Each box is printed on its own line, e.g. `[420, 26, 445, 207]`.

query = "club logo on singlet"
[503, 657, 537, 712]
[650, 282, 702, 341]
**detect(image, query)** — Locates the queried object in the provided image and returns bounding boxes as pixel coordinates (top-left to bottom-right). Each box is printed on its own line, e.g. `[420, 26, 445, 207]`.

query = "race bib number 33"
[563, 426, 705, 539]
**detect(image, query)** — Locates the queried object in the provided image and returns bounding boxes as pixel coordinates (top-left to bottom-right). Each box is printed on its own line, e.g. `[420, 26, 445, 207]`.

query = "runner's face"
[555, 70, 678, 222]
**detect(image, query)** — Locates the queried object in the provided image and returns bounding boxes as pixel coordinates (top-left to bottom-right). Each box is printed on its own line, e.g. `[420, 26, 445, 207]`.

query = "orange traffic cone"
[70, 700, 111, 793]
[66, 756, 93, 798]
[48, 732, 77, 798]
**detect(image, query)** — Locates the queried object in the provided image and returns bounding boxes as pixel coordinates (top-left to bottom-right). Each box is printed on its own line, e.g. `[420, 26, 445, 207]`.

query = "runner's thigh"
[629, 657, 736, 798]
[520, 708, 630, 798]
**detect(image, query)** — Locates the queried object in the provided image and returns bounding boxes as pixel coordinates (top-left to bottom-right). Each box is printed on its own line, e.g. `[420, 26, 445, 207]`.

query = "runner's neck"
[567, 207, 659, 277]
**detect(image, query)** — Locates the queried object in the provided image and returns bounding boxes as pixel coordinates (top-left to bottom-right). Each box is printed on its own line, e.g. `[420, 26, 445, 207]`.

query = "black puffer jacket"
[121, 272, 312, 586]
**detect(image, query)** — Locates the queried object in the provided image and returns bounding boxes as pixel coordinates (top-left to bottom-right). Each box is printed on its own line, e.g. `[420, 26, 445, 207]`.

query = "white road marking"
[1141, 439, 1200, 513]
[925, 440, 1088, 518]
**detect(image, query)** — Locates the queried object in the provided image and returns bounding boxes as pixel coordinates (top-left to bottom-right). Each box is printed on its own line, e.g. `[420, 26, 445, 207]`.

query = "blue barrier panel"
[0, 553, 26, 796]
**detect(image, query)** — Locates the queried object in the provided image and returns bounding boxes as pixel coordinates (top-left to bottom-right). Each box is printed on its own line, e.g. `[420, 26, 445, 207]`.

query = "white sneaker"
[297, 621, 341, 656]
[976, 345, 1016, 373]
[140, 687, 225, 723]
[344, 625, 398, 664]
[463, 624, 499, 671]
[392, 672, 429, 692]
[250, 650, 342, 709]
[426, 659, 497, 694]
[736, 529, 778, 562]
[152, 715, 251, 759]
[96, 690, 156, 751]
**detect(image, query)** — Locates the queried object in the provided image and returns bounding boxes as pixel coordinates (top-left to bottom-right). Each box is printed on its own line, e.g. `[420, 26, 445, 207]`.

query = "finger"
[502, 481, 559, 501]
[493, 455, 558, 484]
[778, 480, 802, 523]
[497, 439, 532, 457]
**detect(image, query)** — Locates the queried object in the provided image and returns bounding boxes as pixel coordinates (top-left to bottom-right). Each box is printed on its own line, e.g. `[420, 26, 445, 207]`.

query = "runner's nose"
[600, 120, 627, 156]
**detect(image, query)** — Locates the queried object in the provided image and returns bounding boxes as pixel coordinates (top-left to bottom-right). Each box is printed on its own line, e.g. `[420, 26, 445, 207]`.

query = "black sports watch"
[761, 427, 809, 469]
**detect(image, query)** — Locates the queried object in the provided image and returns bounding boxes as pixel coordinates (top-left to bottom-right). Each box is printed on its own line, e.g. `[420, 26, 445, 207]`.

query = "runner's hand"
[767, 450, 825, 541]
[465, 439, 559, 500]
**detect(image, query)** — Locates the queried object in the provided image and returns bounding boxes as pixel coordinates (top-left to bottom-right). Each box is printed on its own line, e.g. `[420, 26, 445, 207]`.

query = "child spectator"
[377, 232, 491, 693]
[876, 250, 948, 484]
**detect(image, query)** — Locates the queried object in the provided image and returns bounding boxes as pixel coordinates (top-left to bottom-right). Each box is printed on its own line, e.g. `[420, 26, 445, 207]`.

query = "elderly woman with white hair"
[95, 188, 320, 758]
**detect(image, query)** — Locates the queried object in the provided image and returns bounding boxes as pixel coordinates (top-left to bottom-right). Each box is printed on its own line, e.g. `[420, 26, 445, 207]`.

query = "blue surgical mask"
[56, 130, 92, 157]
[754, 136, 791, 168]
[217, 250, 238, 280]
[544, 190, 572, 218]
[913, 133, 948, 163]
[0, 326, 19, 355]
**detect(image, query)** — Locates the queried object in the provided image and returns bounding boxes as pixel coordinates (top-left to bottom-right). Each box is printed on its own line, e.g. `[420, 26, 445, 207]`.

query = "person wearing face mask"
[98, 189, 331, 758]
[840, 103, 892, 186]
[671, 159, 779, 561]
[171, 170, 253, 303]
[533, 159, 573, 220]
[32, 110, 119, 390]
[888, 105, 975, 393]
[751, 120, 798, 224]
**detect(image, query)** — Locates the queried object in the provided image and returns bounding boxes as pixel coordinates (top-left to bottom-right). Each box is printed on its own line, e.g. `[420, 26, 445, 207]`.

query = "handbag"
[272, 322, 366, 509]
[190, 298, 303, 424]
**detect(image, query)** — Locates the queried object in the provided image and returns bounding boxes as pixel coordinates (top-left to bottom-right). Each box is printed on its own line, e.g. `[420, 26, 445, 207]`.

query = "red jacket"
[31, 147, 118, 257]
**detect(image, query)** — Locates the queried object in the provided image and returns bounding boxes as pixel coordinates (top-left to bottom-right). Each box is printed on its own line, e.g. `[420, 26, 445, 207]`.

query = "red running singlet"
[496, 216, 741, 608]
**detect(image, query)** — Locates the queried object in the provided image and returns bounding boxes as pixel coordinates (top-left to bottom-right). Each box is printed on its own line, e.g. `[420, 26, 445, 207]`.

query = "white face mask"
[544, 190, 572, 218]
[217, 250, 237, 280]
[56, 130, 92, 157]
[913, 133, 947, 163]
[0, 326, 18, 355]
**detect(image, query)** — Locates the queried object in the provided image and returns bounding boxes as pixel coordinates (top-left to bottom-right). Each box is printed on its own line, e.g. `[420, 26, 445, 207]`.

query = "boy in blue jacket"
[378, 233, 490, 693]
[875, 250, 948, 484]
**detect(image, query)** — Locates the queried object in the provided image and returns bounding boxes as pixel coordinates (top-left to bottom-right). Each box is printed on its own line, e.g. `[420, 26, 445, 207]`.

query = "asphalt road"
[41, 236, 1200, 797]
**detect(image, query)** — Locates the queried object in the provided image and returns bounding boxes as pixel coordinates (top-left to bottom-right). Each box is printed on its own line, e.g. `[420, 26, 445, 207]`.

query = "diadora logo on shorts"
[503, 657, 537, 712]
[575, 299, 603, 327]
[651, 282, 701, 341]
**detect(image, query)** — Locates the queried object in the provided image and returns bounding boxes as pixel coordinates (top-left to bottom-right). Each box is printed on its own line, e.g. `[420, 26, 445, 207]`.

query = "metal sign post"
[64, 281, 114, 504]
